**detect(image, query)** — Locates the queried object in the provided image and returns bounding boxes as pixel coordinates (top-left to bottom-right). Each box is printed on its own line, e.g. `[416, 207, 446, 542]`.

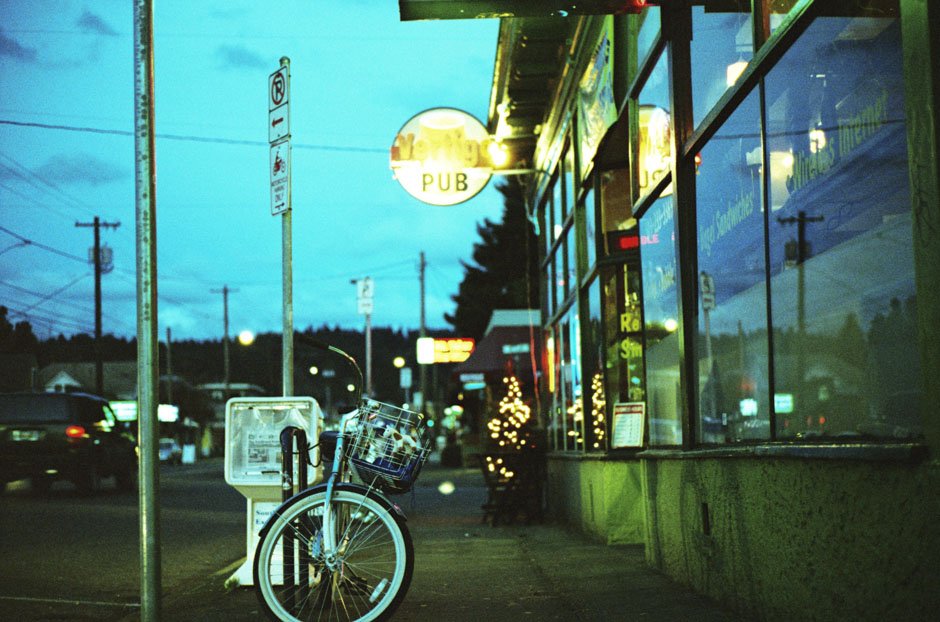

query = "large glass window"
[640, 196, 681, 445]
[637, 5, 660, 63]
[696, 90, 769, 443]
[552, 169, 565, 247]
[565, 305, 584, 450]
[602, 262, 646, 432]
[690, 1, 753, 128]
[764, 5, 920, 439]
[637, 53, 670, 202]
[584, 184, 597, 272]
[584, 278, 605, 450]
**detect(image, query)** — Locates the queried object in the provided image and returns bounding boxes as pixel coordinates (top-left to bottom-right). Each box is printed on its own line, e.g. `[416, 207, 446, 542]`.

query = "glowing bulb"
[488, 141, 509, 167]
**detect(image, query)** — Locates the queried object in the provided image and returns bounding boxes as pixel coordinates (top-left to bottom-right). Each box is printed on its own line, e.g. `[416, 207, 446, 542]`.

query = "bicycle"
[253, 338, 431, 622]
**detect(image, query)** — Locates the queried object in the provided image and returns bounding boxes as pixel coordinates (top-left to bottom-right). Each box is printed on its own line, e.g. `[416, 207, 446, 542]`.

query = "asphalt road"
[0, 457, 246, 621]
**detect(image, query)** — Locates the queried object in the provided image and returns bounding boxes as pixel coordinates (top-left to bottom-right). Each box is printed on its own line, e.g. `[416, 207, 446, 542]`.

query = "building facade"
[403, 0, 940, 619]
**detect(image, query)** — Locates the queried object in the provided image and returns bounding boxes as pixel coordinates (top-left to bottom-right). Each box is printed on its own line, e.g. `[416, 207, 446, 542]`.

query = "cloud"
[34, 154, 127, 186]
[76, 10, 118, 36]
[217, 44, 266, 70]
[0, 30, 37, 61]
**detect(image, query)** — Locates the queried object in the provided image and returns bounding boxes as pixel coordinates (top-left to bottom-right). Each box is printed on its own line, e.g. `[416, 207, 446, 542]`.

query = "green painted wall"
[546, 457, 645, 545]
[642, 456, 940, 621]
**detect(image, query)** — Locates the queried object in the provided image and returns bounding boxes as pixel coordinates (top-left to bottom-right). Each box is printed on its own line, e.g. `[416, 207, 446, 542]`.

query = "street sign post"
[268, 64, 291, 216]
[269, 58, 293, 400]
[270, 139, 290, 215]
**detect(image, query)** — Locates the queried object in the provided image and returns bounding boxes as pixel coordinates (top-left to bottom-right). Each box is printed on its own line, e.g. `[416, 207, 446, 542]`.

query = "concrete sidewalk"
[154, 461, 747, 621]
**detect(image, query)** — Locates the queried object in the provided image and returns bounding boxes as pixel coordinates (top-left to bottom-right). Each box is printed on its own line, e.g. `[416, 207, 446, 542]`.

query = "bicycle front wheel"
[254, 486, 414, 622]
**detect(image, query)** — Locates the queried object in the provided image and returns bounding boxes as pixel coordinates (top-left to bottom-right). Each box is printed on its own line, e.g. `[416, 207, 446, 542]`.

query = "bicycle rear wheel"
[254, 486, 414, 622]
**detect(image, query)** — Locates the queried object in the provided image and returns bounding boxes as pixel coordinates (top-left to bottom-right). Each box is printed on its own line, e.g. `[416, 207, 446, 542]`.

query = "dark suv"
[0, 392, 138, 494]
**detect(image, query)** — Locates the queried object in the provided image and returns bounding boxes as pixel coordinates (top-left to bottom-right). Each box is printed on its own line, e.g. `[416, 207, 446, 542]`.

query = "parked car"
[159, 437, 182, 465]
[0, 392, 138, 494]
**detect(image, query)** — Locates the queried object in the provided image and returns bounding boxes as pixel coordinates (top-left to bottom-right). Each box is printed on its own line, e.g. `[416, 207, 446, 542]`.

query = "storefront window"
[640, 196, 681, 445]
[565, 229, 577, 297]
[637, 5, 660, 63]
[545, 324, 570, 449]
[584, 184, 597, 272]
[553, 169, 564, 247]
[547, 259, 556, 315]
[584, 278, 605, 450]
[564, 304, 583, 450]
[600, 168, 634, 253]
[696, 90, 769, 443]
[602, 262, 646, 438]
[764, 6, 920, 439]
[691, 2, 752, 128]
[637, 53, 670, 202]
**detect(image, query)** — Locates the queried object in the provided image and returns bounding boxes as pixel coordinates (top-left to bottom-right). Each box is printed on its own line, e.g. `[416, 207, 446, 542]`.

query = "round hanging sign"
[390, 107, 495, 206]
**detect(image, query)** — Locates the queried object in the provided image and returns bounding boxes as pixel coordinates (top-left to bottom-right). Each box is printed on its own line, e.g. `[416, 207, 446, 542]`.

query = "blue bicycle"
[253, 340, 431, 622]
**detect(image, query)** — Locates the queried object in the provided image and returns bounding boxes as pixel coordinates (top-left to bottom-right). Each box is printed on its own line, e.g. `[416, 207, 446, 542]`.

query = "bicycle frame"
[319, 408, 358, 571]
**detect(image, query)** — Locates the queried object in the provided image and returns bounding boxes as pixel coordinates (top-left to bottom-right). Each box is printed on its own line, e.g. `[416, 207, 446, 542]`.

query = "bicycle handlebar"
[295, 333, 364, 406]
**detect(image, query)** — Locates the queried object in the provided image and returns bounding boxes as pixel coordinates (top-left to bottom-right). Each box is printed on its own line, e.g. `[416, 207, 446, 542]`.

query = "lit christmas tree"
[590, 371, 606, 449]
[487, 373, 531, 451]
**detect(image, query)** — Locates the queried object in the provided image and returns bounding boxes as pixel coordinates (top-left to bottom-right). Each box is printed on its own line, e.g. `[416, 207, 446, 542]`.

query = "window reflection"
[637, 5, 660, 64]
[690, 2, 753, 128]
[765, 10, 920, 439]
[640, 196, 681, 445]
[695, 91, 769, 443]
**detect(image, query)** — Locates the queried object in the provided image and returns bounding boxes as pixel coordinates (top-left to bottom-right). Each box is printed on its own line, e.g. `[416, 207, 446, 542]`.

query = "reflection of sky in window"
[691, 6, 753, 129]
[764, 17, 908, 276]
[696, 91, 765, 334]
[638, 50, 669, 110]
[639, 197, 677, 328]
[637, 7, 660, 63]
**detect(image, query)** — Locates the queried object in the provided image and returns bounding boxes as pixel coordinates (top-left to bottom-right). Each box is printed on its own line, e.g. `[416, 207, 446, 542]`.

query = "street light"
[238, 330, 255, 346]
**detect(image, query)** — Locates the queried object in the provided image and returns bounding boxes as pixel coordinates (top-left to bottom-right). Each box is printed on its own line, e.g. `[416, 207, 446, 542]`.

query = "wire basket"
[345, 399, 431, 494]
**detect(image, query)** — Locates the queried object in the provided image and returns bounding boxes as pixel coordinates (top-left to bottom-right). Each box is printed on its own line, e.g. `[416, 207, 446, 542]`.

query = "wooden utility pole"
[211, 285, 238, 400]
[75, 216, 120, 396]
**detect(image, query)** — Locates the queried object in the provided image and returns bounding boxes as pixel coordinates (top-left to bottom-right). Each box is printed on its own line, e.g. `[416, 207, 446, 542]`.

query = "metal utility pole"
[211, 285, 238, 400]
[419, 252, 427, 415]
[166, 326, 172, 405]
[75, 217, 119, 396]
[354, 277, 374, 397]
[133, 0, 160, 619]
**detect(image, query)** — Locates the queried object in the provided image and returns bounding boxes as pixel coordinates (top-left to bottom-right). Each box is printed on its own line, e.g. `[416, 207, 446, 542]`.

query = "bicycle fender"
[258, 481, 406, 541]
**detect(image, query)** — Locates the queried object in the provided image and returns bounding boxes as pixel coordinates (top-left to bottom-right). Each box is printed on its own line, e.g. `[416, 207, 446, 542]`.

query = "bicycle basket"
[346, 399, 431, 494]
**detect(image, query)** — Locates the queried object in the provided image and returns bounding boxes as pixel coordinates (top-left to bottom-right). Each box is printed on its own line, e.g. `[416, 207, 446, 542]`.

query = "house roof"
[38, 361, 138, 400]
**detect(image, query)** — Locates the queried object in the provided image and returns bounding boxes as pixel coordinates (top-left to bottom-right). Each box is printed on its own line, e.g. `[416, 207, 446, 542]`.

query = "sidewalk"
[156, 460, 747, 621]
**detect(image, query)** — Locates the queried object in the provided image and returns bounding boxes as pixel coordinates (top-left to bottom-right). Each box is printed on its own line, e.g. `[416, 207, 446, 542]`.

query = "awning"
[453, 324, 541, 383]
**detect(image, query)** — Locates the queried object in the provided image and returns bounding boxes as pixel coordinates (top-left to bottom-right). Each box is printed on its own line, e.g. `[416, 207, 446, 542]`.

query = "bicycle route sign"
[268, 64, 291, 214]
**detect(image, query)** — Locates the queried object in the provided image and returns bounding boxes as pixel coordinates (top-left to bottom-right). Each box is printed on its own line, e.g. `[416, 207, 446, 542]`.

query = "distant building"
[38, 361, 137, 400]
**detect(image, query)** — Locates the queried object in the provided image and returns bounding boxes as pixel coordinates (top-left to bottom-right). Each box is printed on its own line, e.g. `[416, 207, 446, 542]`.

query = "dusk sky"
[0, 1, 504, 342]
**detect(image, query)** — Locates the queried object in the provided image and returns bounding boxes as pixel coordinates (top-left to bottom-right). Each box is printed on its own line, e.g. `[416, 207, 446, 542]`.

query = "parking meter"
[224, 396, 322, 587]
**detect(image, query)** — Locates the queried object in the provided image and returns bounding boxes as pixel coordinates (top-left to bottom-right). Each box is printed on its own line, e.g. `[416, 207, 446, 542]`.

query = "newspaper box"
[224, 396, 322, 586]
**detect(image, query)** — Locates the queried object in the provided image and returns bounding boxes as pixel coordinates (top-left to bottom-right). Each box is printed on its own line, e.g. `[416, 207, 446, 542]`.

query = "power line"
[0, 153, 98, 217]
[0, 119, 387, 153]
[0, 225, 89, 263]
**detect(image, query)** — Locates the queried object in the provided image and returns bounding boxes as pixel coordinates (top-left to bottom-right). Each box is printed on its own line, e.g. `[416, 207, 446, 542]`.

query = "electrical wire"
[0, 119, 387, 153]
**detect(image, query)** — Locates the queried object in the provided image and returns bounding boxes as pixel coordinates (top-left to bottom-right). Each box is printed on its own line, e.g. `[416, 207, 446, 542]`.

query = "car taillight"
[66, 425, 86, 438]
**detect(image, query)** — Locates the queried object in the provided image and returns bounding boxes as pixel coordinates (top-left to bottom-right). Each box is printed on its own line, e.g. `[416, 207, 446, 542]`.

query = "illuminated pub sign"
[416, 337, 475, 364]
[390, 107, 495, 205]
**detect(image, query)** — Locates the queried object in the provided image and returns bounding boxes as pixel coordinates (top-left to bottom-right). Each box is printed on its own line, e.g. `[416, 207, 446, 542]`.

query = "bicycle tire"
[254, 484, 414, 622]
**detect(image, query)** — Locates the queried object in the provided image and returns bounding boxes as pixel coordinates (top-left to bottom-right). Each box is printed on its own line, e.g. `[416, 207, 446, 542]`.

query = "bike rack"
[279, 426, 310, 607]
